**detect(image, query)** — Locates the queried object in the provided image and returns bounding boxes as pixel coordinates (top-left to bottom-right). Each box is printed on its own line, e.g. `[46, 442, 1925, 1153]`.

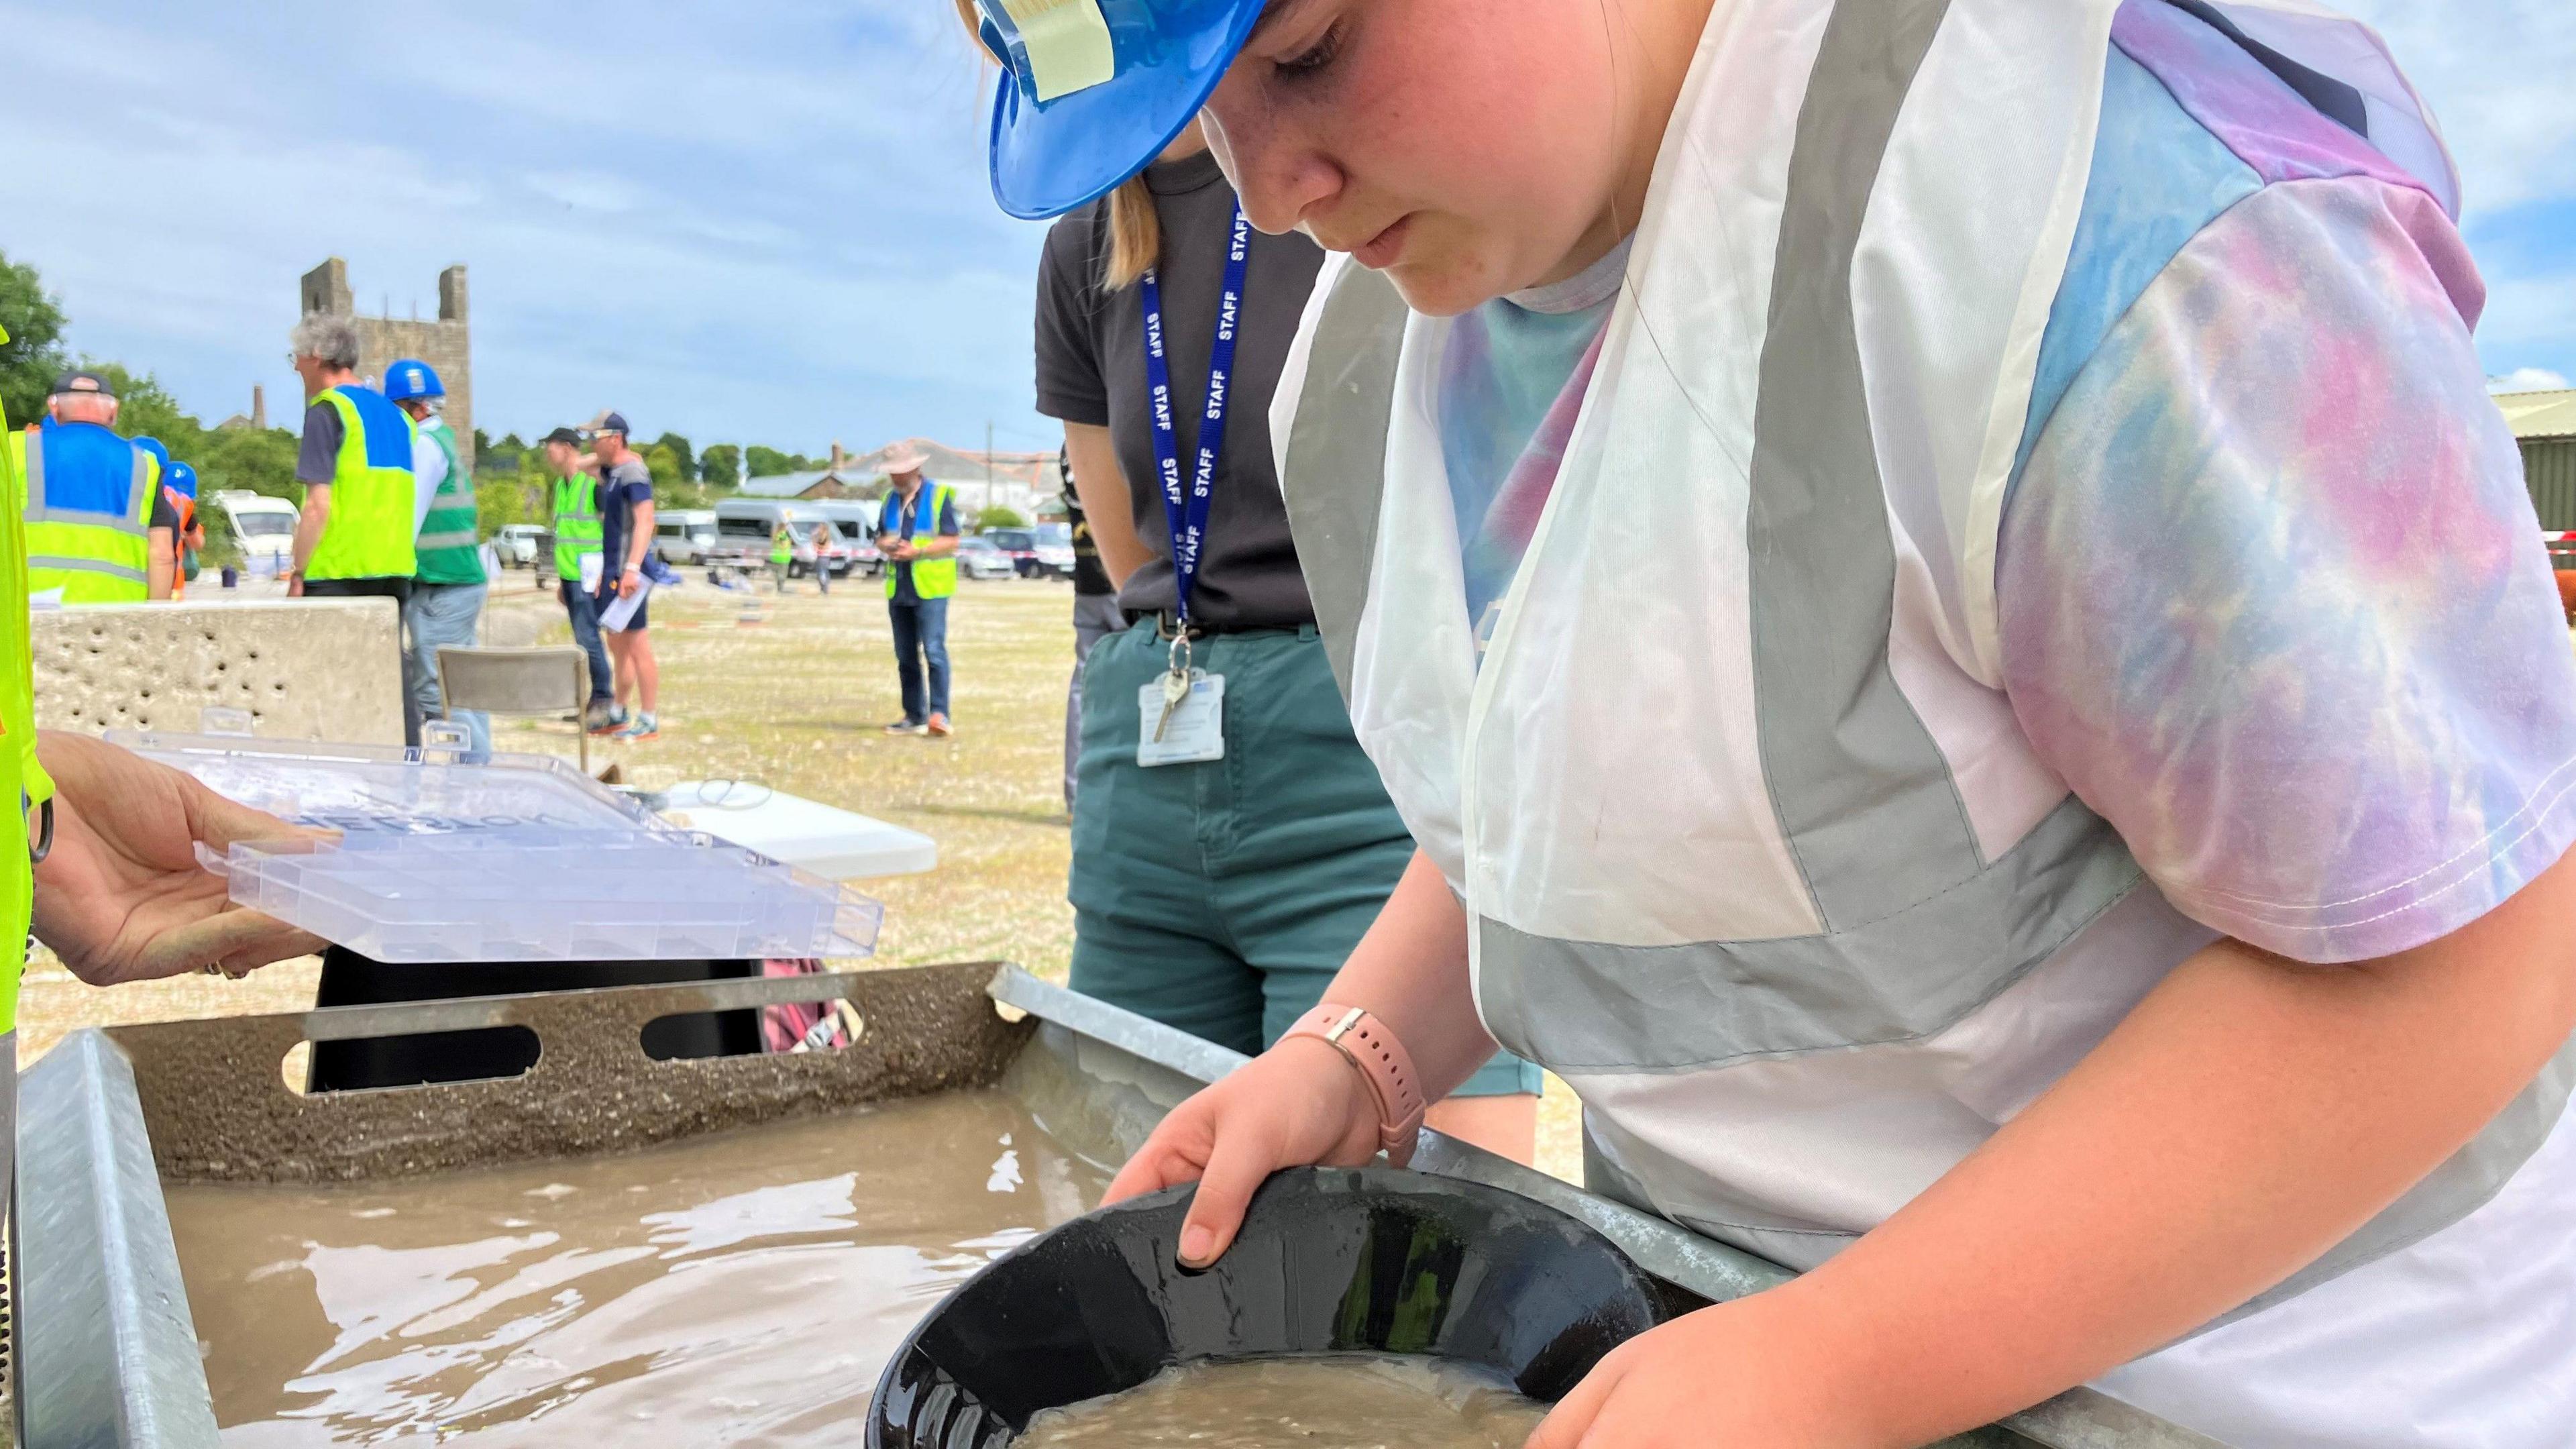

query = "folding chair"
[435, 646, 594, 771]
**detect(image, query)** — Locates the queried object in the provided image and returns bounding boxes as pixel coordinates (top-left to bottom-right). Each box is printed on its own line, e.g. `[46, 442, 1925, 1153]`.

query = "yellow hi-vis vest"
[881, 482, 957, 600]
[553, 472, 603, 580]
[2, 382, 57, 1059]
[304, 385, 418, 582]
[11, 424, 154, 604]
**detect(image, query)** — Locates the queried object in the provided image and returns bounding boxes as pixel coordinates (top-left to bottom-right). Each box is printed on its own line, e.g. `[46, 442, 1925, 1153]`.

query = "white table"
[654, 781, 938, 880]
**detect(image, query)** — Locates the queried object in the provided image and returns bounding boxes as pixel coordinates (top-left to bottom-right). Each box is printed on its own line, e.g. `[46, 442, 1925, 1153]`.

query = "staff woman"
[1026, 98, 1542, 1159]
[967, 0, 2576, 1444]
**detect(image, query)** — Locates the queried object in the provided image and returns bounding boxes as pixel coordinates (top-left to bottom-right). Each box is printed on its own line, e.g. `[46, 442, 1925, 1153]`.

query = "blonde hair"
[955, 0, 1161, 290]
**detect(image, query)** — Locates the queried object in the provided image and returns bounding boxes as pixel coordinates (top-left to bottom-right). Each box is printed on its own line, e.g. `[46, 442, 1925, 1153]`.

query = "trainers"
[883, 718, 928, 736]
[586, 705, 628, 737]
[925, 712, 953, 738]
[613, 713, 659, 743]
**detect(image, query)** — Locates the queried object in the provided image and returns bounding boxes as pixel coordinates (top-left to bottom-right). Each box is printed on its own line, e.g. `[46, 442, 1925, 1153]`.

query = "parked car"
[654, 508, 720, 566]
[953, 535, 1020, 582]
[1032, 523, 1077, 580]
[205, 490, 300, 578]
[982, 528, 1042, 578]
[492, 523, 546, 570]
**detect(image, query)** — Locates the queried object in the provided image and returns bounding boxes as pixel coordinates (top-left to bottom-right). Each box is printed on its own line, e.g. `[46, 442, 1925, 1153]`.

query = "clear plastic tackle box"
[111, 731, 883, 965]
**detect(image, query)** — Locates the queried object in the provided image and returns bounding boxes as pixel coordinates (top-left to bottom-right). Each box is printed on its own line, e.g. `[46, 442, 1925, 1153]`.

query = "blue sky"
[5, 1, 2572, 462]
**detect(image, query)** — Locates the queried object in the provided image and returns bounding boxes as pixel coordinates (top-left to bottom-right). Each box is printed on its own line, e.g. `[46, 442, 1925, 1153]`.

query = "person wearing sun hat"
[872, 442, 960, 736]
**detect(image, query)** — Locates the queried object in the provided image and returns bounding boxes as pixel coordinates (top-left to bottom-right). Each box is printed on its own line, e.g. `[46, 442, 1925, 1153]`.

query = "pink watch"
[1284, 1004, 1428, 1168]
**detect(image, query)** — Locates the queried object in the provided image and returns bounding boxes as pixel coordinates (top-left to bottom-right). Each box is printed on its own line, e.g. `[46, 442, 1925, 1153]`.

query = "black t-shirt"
[1034, 149, 1325, 630]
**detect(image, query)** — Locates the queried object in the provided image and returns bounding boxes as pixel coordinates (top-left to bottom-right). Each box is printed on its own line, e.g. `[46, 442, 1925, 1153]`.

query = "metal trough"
[13, 963, 2218, 1449]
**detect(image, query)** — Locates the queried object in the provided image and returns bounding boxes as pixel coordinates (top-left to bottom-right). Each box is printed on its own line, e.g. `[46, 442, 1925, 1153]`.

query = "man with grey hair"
[286, 314, 419, 723]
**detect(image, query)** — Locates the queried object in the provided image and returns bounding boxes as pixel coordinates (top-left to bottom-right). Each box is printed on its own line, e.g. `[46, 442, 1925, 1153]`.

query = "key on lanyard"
[1154, 635, 1193, 743]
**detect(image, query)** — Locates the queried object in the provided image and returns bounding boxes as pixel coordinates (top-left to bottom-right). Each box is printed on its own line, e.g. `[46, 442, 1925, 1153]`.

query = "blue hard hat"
[132, 435, 170, 470]
[166, 460, 198, 498]
[974, 0, 1264, 220]
[384, 358, 445, 402]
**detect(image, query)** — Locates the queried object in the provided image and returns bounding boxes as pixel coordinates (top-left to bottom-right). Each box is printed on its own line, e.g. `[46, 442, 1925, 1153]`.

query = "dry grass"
[19, 574, 1583, 1181]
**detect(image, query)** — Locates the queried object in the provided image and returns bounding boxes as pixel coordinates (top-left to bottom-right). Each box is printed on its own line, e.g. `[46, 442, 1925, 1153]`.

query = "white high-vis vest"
[1273, 0, 2575, 1436]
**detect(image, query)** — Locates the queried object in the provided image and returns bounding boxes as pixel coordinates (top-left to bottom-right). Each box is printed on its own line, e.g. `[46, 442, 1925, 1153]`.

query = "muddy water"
[166, 1091, 1109, 1448]
[1017, 1356, 1553, 1449]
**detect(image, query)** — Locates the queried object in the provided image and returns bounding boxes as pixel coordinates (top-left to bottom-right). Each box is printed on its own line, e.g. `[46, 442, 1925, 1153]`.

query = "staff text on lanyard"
[1136, 201, 1251, 763]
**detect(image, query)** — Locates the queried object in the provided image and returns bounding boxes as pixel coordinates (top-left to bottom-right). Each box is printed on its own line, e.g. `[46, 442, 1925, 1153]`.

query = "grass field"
[19, 574, 1583, 1179]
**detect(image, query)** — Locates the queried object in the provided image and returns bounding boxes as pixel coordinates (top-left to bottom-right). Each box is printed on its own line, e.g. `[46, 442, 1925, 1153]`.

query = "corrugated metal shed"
[2495, 389, 2576, 531]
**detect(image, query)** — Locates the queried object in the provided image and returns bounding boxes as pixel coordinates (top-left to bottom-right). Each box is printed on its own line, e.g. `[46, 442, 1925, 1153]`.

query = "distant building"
[741, 438, 1061, 521]
[741, 437, 1065, 520]
[216, 383, 269, 433]
[2498, 388, 2576, 531]
[301, 258, 474, 475]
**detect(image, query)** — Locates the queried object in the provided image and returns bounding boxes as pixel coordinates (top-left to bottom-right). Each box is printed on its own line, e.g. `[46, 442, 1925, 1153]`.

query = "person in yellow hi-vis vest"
[284, 314, 416, 611]
[0, 323, 320, 1207]
[871, 445, 959, 737]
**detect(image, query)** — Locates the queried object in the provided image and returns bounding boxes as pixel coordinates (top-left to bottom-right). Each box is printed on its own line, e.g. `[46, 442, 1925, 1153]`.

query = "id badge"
[1137, 672, 1226, 767]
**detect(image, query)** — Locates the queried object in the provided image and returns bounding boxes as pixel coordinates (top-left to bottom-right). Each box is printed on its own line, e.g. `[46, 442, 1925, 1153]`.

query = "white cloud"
[0, 0, 1041, 453]
[2335, 0, 2576, 217]
[2490, 367, 2570, 394]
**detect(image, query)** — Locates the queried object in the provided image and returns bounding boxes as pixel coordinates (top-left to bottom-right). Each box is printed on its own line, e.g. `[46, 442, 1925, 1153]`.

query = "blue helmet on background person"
[970, 0, 1263, 219]
[164, 460, 198, 499]
[384, 359, 445, 403]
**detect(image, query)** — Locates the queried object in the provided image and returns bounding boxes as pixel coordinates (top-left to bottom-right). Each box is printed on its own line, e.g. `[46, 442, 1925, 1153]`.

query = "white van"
[654, 508, 720, 566]
[207, 490, 301, 578]
[712, 498, 850, 577]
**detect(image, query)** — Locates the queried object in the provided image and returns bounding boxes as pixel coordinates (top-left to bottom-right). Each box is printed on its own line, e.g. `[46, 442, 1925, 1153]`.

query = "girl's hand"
[1529, 1297, 1870, 1449]
[1102, 1037, 1381, 1267]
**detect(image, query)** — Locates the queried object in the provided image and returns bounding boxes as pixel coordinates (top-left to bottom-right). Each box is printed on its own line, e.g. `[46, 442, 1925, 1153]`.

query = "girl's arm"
[1534, 846, 2576, 1447]
[1063, 423, 1153, 588]
[1102, 849, 1501, 1263]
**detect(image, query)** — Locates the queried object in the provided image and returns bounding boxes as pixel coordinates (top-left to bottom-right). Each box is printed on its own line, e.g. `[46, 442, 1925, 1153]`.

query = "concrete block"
[35, 600, 405, 744]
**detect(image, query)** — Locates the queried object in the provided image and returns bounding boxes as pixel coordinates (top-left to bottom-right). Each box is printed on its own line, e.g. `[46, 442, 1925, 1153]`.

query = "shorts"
[596, 588, 648, 632]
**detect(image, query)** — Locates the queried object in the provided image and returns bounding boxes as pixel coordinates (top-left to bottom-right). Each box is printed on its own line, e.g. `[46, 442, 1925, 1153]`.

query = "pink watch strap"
[1285, 1004, 1428, 1168]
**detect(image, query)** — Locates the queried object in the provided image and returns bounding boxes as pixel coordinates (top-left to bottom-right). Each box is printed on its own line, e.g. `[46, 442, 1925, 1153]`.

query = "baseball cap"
[595, 411, 631, 437]
[973, 0, 1265, 219]
[541, 426, 588, 446]
[50, 369, 117, 400]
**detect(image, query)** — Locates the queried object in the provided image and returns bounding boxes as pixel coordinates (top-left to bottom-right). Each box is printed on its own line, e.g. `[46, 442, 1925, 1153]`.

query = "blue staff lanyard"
[1140, 200, 1252, 631]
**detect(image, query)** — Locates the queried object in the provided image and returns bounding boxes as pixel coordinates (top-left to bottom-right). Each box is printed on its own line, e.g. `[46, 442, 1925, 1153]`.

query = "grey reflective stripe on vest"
[1280, 264, 1409, 698]
[415, 531, 481, 551]
[27, 556, 148, 582]
[1481, 796, 2137, 1073]
[22, 432, 151, 535]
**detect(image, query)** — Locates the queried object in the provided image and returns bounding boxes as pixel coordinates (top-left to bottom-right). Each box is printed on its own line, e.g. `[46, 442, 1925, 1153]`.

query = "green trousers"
[1071, 621, 1541, 1097]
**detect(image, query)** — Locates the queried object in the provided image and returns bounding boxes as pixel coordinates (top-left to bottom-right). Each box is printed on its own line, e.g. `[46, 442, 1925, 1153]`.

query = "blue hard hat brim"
[987, 0, 1265, 221]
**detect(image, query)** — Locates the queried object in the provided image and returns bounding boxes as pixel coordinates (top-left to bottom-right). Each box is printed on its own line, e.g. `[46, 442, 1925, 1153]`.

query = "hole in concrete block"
[287, 1026, 542, 1094]
[643, 999, 863, 1061]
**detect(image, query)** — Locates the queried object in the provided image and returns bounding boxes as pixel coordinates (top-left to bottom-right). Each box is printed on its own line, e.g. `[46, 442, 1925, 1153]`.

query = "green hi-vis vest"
[412, 420, 484, 586]
[553, 473, 603, 580]
[305, 385, 418, 582]
[883, 482, 957, 600]
[1, 388, 56, 1044]
[11, 425, 154, 604]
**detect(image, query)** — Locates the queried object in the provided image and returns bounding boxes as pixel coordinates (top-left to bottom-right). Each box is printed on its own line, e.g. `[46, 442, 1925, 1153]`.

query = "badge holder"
[1137, 631, 1224, 767]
